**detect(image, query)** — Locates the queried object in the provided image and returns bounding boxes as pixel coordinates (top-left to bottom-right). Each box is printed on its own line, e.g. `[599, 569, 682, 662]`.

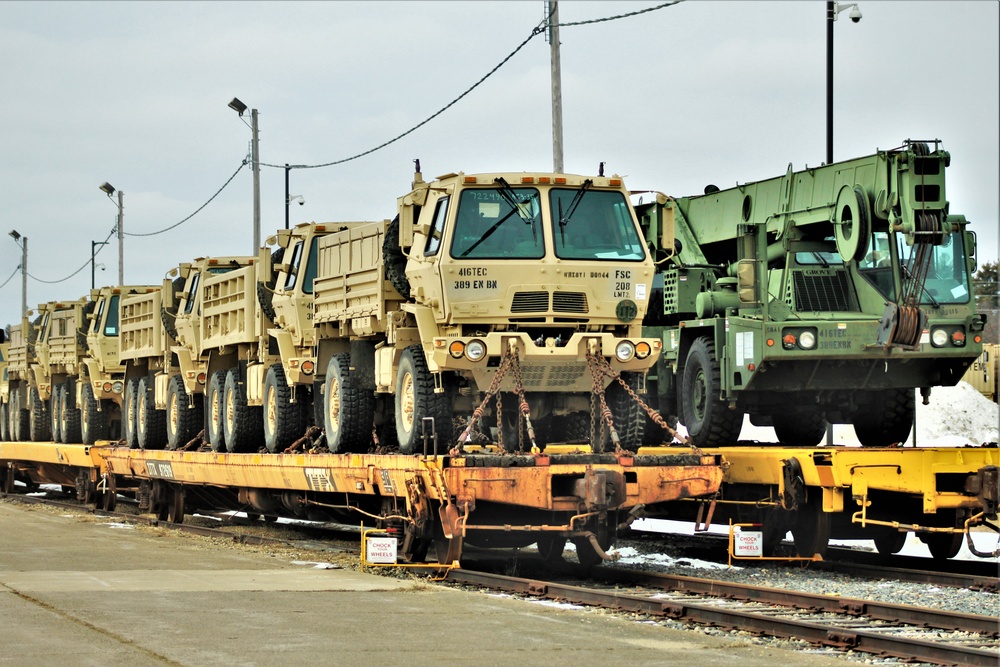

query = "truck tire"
[852, 388, 914, 447]
[772, 411, 827, 446]
[59, 380, 82, 444]
[137, 376, 166, 450]
[680, 337, 741, 447]
[123, 379, 139, 448]
[224, 368, 262, 453]
[166, 375, 201, 450]
[50, 386, 63, 443]
[80, 382, 108, 444]
[324, 354, 375, 454]
[206, 370, 227, 452]
[29, 387, 50, 442]
[263, 364, 307, 453]
[604, 372, 645, 452]
[11, 387, 30, 442]
[0, 401, 8, 441]
[383, 216, 411, 299]
[395, 345, 452, 454]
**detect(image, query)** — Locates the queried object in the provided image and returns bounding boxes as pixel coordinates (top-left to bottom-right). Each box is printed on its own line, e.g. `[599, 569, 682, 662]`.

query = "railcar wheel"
[60, 380, 82, 444]
[50, 386, 63, 443]
[97, 474, 117, 512]
[681, 337, 741, 447]
[920, 532, 963, 560]
[791, 498, 831, 558]
[2, 466, 15, 494]
[536, 536, 567, 561]
[137, 376, 166, 450]
[225, 368, 262, 453]
[29, 386, 50, 442]
[324, 354, 375, 453]
[772, 411, 828, 446]
[168, 485, 185, 524]
[394, 346, 452, 455]
[206, 370, 227, 452]
[873, 530, 908, 555]
[166, 375, 201, 450]
[80, 382, 107, 444]
[852, 388, 914, 447]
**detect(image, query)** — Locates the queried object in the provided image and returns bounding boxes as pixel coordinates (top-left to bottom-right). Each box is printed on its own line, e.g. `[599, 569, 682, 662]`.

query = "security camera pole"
[826, 1, 862, 164]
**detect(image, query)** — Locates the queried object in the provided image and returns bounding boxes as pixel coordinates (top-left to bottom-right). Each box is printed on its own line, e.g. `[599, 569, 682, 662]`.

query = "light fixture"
[228, 97, 248, 116]
[99, 182, 115, 196]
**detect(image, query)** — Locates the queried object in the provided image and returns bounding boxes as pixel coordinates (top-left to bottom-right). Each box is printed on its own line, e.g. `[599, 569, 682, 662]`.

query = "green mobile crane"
[638, 140, 985, 447]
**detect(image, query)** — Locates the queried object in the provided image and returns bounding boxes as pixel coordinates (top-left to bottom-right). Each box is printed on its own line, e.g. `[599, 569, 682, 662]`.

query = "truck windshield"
[898, 231, 971, 305]
[451, 188, 544, 259]
[104, 295, 120, 336]
[550, 189, 645, 261]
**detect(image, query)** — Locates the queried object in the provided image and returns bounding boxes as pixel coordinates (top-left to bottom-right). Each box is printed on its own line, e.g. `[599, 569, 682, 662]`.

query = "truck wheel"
[80, 382, 108, 444]
[852, 388, 914, 447]
[605, 372, 645, 452]
[263, 364, 307, 453]
[166, 375, 201, 450]
[60, 380, 82, 444]
[29, 387, 51, 442]
[123, 379, 139, 448]
[50, 386, 63, 443]
[224, 368, 262, 453]
[395, 345, 452, 454]
[0, 401, 8, 441]
[324, 354, 375, 454]
[11, 387, 30, 442]
[206, 370, 227, 452]
[680, 337, 741, 447]
[772, 411, 828, 446]
[137, 376, 166, 450]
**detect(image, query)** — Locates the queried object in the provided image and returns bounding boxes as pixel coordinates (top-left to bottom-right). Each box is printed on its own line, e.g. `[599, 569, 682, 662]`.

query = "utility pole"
[20, 236, 27, 317]
[116, 190, 124, 285]
[251, 107, 261, 252]
[547, 1, 564, 173]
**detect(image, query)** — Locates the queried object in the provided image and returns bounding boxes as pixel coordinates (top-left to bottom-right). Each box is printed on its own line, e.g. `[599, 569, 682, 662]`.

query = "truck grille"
[511, 291, 549, 313]
[553, 291, 588, 313]
[793, 272, 853, 311]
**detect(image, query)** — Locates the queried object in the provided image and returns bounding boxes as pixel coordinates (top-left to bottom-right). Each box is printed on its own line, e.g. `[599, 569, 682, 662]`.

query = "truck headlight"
[931, 328, 949, 348]
[798, 330, 817, 350]
[465, 340, 486, 361]
[111, 381, 124, 394]
[615, 341, 636, 362]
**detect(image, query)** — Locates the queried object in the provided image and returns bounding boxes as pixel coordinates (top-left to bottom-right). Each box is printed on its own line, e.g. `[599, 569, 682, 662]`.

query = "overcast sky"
[1, 0, 997, 328]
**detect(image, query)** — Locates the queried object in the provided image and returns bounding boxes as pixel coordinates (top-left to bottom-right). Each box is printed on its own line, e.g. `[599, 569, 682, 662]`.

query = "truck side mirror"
[737, 260, 757, 304]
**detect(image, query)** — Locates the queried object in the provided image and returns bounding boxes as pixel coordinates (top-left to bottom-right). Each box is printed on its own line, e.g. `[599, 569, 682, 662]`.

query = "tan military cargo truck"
[273, 168, 663, 454]
[2, 316, 36, 441]
[0, 333, 9, 441]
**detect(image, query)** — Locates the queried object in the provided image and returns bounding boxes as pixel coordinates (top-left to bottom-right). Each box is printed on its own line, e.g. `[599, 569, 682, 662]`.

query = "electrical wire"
[124, 159, 248, 237]
[25, 228, 116, 285]
[262, 1, 682, 171]
[0, 264, 20, 290]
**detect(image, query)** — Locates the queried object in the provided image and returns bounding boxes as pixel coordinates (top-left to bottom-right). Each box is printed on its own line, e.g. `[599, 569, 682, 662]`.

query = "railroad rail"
[446, 568, 1000, 666]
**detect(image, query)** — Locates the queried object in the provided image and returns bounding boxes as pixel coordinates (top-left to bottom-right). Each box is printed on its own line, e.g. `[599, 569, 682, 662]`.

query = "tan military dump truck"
[0, 332, 10, 441]
[276, 167, 663, 454]
[2, 315, 36, 441]
[119, 257, 256, 450]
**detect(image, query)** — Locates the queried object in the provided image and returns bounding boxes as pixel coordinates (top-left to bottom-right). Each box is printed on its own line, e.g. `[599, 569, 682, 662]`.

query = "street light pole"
[547, 0, 564, 173]
[285, 163, 290, 231]
[8, 230, 27, 317]
[228, 98, 261, 253]
[826, 1, 862, 164]
[100, 182, 124, 285]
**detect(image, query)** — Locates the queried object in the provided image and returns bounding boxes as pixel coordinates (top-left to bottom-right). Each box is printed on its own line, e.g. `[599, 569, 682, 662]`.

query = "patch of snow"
[102, 522, 135, 530]
[608, 545, 733, 570]
[291, 560, 341, 569]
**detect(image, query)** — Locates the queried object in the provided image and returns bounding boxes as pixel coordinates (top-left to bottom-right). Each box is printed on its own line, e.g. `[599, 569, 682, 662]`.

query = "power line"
[263, 1, 681, 171]
[125, 159, 248, 237]
[0, 264, 20, 290]
[26, 228, 116, 285]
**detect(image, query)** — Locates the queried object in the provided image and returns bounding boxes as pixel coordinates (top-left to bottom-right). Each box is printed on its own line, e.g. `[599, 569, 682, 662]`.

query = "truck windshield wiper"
[558, 179, 592, 228]
[493, 177, 535, 225]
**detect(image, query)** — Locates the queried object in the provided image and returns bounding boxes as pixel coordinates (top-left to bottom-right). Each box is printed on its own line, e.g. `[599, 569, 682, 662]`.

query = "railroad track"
[446, 567, 1000, 666]
[627, 529, 1000, 591]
